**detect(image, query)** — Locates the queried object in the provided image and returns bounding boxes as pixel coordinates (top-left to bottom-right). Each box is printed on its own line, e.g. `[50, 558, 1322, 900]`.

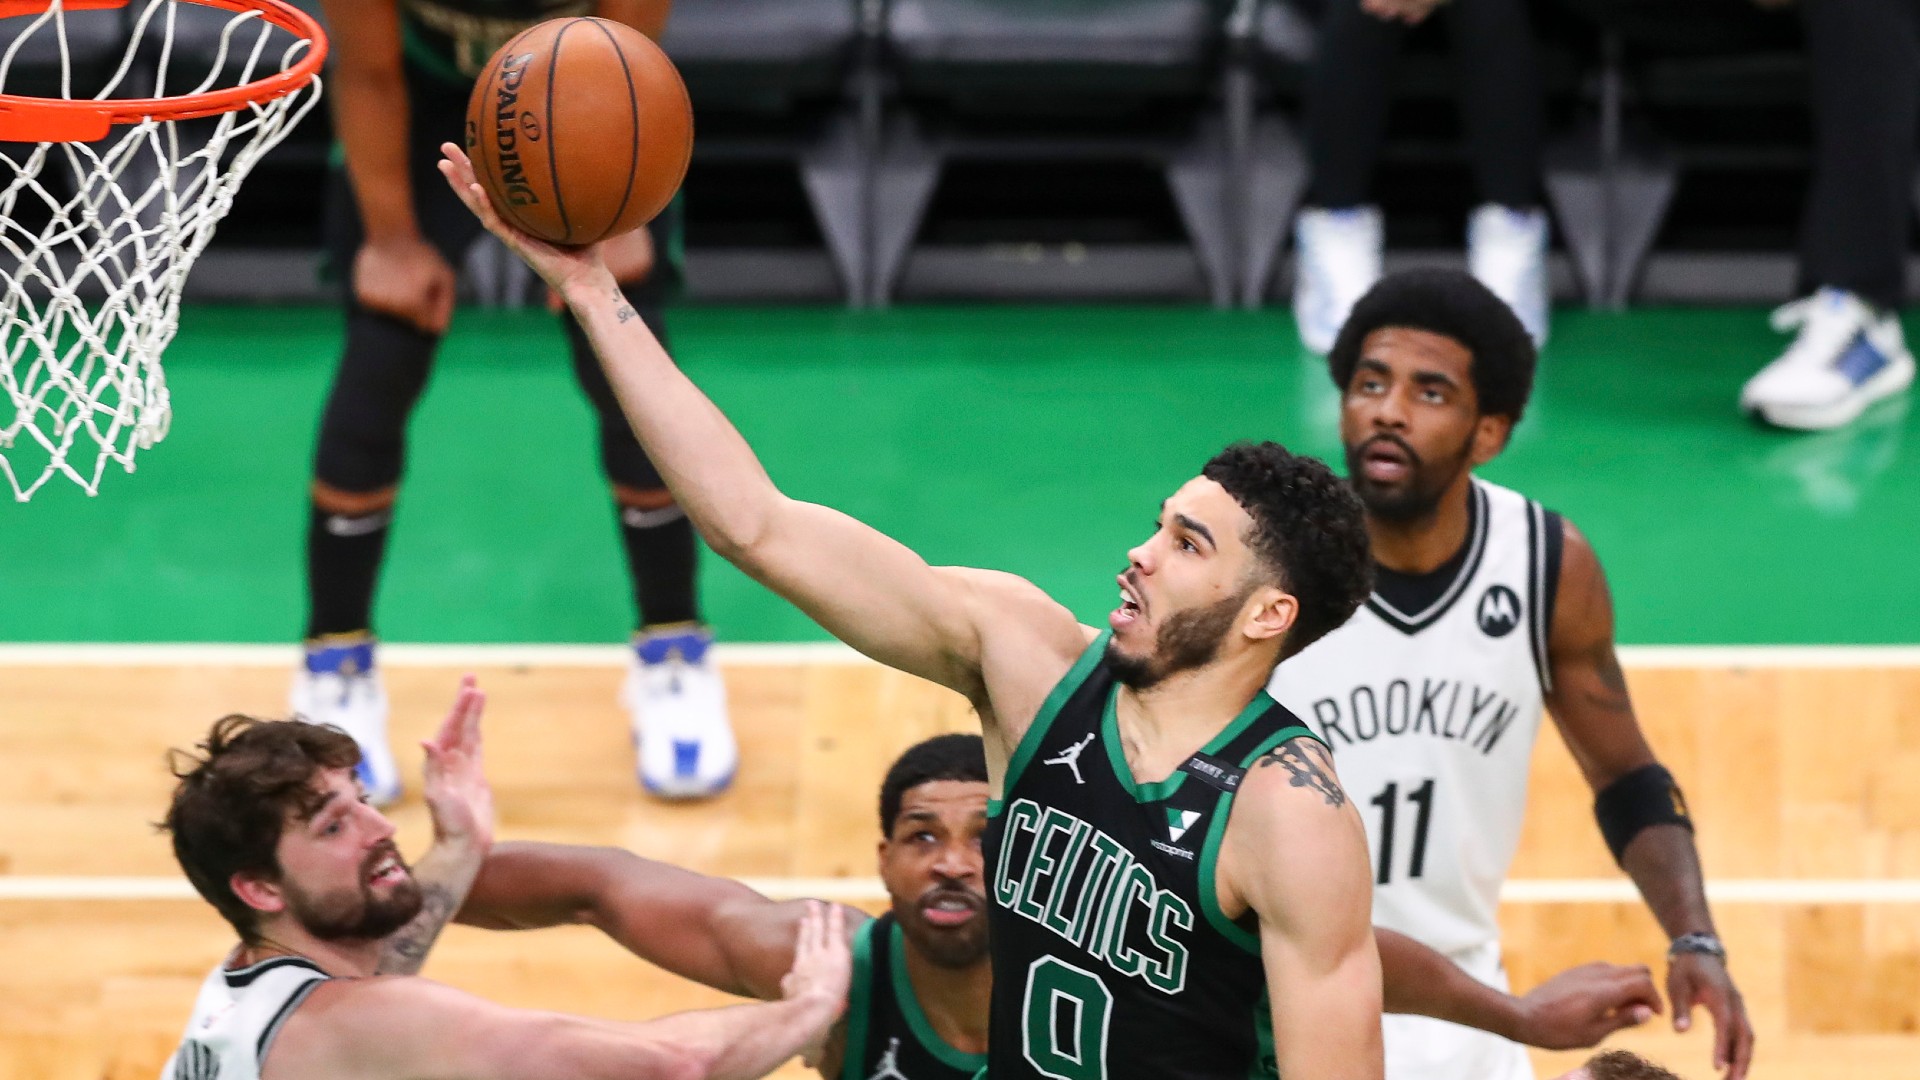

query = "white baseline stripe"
[0, 642, 1916, 668]
[0, 642, 868, 667]
[3, 876, 1917, 904]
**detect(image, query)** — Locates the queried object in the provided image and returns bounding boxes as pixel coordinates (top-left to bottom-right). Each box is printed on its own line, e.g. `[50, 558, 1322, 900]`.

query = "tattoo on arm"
[1256, 738, 1346, 808]
[612, 286, 638, 324]
[376, 884, 460, 976]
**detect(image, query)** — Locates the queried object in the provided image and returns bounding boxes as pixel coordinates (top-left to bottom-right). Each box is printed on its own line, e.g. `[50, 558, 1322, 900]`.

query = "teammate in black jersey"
[387, 734, 1659, 1080]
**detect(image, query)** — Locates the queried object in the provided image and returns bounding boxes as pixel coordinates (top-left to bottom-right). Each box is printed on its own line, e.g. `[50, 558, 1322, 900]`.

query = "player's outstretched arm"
[1545, 522, 1752, 1080]
[1227, 738, 1382, 1080]
[286, 903, 849, 1080]
[436, 145, 1083, 704]
[379, 677, 494, 975]
[458, 840, 865, 1001]
[1380, 929, 1660, 1049]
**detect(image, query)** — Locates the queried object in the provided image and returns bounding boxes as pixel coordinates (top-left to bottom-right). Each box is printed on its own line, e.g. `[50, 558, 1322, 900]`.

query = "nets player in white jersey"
[159, 679, 848, 1080]
[1267, 269, 1755, 1080]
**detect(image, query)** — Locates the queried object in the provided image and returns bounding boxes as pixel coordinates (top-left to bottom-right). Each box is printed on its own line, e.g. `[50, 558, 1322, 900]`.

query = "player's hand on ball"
[547, 226, 654, 312]
[419, 674, 494, 857]
[1669, 952, 1754, 1080]
[781, 901, 852, 1065]
[354, 235, 456, 335]
[437, 142, 612, 299]
[1513, 961, 1661, 1050]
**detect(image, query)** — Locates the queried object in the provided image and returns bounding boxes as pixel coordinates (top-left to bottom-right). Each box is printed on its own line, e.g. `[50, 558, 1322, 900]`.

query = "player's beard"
[284, 843, 424, 942]
[1107, 586, 1250, 691]
[1343, 432, 1473, 523]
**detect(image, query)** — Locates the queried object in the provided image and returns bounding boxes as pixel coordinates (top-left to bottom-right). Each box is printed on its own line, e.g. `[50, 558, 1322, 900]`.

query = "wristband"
[1668, 932, 1726, 963]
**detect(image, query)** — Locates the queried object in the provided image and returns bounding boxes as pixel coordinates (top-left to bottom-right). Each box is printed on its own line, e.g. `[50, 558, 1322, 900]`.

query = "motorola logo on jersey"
[1476, 584, 1522, 638]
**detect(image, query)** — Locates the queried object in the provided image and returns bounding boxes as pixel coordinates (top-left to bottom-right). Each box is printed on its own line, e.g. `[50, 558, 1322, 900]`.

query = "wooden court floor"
[1, 652, 1917, 1080]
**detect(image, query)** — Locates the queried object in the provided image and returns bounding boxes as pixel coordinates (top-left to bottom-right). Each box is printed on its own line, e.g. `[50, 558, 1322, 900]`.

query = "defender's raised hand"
[377, 675, 495, 976]
[781, 901, 852, 1066]
[420, 674, 493, 856]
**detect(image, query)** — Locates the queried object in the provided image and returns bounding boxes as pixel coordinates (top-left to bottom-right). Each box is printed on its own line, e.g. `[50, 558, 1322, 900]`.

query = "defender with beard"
[159, 681, 850, 1080]
[1266, 270, 1754, 1080]
[435, 142, 1385, 1080]
[439, 734, 1661, 1080]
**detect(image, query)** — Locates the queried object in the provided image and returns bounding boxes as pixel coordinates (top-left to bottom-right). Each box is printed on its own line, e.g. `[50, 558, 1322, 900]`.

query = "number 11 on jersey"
[1368, 778, 1435, 886]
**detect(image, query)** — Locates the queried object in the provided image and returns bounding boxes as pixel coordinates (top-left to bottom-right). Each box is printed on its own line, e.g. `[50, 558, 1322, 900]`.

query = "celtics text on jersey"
[983, 633, 1324, 1080]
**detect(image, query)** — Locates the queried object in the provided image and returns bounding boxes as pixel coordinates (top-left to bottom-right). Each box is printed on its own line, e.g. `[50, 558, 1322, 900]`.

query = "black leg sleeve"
[1451, 0, 1545, 208]
[1798, 0, 1920, 311]
[1304, 0, 1410, 208]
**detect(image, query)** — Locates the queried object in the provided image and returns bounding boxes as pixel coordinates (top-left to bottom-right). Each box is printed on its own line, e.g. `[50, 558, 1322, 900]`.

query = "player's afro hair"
[1202, 442, 1373, 660]
[1326, 268, 1538, 425]
[879, 733, 988, 836]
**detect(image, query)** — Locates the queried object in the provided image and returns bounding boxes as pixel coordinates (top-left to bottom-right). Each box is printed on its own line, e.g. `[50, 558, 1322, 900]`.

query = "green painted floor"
[2, 305, 1915, 645]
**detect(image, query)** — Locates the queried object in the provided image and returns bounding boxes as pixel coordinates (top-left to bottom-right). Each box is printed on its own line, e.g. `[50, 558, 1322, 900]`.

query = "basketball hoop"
[0, 0, 326, 500]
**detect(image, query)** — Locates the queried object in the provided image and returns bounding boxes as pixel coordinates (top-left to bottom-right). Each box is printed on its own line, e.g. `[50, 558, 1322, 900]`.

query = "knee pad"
[313, 312, 438, 490]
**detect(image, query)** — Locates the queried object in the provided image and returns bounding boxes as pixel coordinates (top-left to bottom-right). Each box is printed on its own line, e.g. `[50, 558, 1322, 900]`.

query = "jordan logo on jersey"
[1043, 732, 1097, 785]
[1476, 585, 1522, 638]
[868, 1038, 910, 1080]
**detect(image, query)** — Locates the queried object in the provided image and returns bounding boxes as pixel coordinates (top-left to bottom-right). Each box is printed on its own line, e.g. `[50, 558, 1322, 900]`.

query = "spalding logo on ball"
[464, 17, 693, 246]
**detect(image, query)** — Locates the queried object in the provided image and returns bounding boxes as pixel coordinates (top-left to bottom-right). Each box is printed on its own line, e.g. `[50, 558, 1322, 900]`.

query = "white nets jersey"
[1268, 479, 1562, 1080]
[161, 955, 331, 1080]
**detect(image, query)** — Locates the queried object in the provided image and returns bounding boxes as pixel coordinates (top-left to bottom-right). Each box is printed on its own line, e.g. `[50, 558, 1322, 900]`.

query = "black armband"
[1594, 763, 1692, 864]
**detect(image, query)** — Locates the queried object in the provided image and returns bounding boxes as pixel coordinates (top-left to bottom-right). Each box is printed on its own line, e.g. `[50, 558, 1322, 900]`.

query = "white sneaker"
[290, 636, 401, 806]
[1468, 203, 1551, 347]
[622, 624, 738, 799]
[1293, 206, 1384, 354]
[1742, 289, 1916, 431]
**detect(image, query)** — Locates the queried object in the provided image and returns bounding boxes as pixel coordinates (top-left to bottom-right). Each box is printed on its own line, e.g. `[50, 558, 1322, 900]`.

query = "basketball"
[463, 17, 692, 247]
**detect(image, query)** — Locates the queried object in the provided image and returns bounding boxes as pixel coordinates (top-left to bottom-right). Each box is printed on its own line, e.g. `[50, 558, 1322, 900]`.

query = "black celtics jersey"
[399, 0, 595, 84]
[983, 633, 1322, 1080]
[842, 914, 987, 1080]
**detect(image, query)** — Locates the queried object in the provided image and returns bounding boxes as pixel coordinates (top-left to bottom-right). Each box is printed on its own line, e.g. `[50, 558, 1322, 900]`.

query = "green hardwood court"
[3, 304, 1914, 645]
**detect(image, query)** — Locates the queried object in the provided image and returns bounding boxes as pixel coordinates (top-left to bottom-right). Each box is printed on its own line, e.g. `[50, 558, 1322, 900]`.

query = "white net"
[0, 0, 321, 500]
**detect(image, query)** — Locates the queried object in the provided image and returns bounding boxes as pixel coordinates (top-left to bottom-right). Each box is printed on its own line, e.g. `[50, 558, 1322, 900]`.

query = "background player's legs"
[1741, 0, 1918, 429]
[294, 73, 481, 803]
[1294, 0, 1549, 350]
[563, 270, 739, 799]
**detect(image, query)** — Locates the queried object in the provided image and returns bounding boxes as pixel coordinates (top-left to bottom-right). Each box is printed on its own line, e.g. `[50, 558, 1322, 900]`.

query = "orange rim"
[0, 0, 327, 143]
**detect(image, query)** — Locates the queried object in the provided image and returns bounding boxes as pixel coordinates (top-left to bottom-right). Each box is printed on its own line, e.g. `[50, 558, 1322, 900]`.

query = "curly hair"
[879, 733, 988, 837]
[1202, 442, 1373, 659]
[160, 716, 362, 943]
[1584, 1051, 1683, 1080]
[1326, 268, 1538, 425]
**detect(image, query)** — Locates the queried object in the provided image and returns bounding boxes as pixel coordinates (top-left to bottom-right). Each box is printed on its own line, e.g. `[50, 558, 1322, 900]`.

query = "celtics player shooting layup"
[298, 0, 736, 805]
[437, 145, 1387, 1079]
[1268, 270, 1756, 1080]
